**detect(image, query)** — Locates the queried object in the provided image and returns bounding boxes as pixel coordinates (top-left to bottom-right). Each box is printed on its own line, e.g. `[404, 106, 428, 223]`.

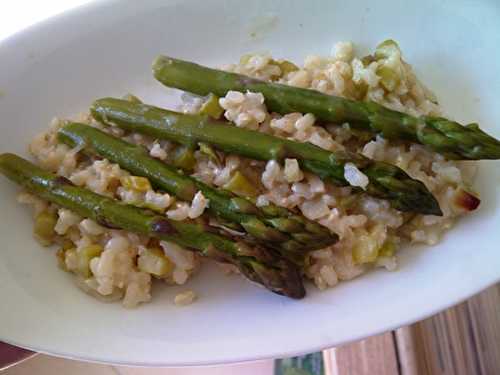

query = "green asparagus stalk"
[91, 98, 442, 215]
[58, 123, 337, 255]
[152, 56, 500, 160]
[0, 153, 305, 299]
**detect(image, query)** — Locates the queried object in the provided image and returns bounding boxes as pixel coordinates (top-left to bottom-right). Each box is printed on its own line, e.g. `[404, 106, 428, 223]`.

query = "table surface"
[2, 2, 499, 374]
[4, 282, 499, 374]
[325, 282, 500, 375]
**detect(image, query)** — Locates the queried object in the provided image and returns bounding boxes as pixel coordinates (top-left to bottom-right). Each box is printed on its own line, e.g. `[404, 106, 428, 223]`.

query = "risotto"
[18, 41, 480, 307]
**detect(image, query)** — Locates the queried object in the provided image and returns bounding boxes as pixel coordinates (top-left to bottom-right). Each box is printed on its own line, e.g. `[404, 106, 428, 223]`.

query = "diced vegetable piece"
[198, 142, 221, 164]
[61, 238, 75, 250]
[353, 233, 379, 264]
[361, 55, 376, 66]
[77, 244, 103, 278]
[172, 146, 196, 171]
[274, 59, 299, 76]
[120, 176, 152, 192]
[377, 65, 401, 91]
[137, 247, 174, 277]
[199, 93, 223, 119]
[34, 211, 57, 245]
[378, 239, 396, 258]
[223, 171, 258, 197]
[374, 39, 401, 60]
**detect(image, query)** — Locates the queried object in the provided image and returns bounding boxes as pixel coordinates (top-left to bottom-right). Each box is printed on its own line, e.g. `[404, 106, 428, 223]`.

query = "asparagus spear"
[152, 56, 500, 160]
[0, 153, 305, 299]
[58, 123, 337, 255]
[91, 98, 442, 215]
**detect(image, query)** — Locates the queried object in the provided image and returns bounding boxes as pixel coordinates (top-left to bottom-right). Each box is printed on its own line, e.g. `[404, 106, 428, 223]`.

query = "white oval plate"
[1, 0, 499, 367]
